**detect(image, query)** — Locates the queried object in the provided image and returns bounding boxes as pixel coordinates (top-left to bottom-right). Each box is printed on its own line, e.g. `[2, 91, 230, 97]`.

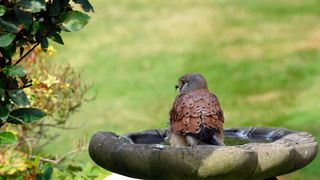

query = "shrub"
[0, 0, 95, 178]
[0, 0, 94, 143]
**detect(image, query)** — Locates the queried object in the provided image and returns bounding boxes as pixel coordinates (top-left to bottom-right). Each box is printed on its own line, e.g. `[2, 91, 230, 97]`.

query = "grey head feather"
[176, 73, 208, 93]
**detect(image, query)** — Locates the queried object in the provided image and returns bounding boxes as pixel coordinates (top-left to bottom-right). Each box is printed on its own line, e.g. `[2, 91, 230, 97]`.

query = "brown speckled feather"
[169, 89, 224, 136]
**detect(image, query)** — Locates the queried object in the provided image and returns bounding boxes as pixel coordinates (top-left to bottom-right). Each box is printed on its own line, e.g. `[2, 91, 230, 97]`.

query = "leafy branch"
[14, 43, 39, 65]
[0, 0, 94, 145]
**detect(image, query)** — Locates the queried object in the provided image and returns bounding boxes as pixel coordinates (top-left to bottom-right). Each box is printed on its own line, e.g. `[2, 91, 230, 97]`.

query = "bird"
[168, 73, 225, 147]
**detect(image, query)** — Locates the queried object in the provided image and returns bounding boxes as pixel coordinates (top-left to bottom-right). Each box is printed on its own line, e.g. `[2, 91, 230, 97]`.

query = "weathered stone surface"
[89, 127, 318, 180]
[198, 147, 257, 180]
[244, 143, 295, 179]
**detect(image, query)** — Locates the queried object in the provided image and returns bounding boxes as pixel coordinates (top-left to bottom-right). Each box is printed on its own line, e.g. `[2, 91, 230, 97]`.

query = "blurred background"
[45, 0, 319, 179]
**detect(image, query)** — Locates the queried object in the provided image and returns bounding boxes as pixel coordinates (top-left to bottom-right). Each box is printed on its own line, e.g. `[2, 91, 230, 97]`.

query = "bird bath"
[89, 127, 318, 180]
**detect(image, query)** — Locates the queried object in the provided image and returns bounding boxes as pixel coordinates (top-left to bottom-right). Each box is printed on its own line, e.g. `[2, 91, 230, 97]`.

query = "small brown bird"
[168, 73, 224, 147]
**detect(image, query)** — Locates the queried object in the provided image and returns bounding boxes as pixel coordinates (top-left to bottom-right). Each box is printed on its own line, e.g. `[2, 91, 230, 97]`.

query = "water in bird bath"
[158, 135, 271, 146]
[224, 135, 270, 145]
[125, 128, 275, 146]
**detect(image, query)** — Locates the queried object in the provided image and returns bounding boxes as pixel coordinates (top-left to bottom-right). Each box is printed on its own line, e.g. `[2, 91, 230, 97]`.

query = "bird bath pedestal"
[89, 127, 318, 180]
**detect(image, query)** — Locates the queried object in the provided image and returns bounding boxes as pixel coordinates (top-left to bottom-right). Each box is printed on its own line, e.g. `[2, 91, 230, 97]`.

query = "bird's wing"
[169, 90, 224, 135]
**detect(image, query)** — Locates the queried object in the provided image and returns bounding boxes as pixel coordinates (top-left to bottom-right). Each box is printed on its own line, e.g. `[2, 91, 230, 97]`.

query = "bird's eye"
[175, 85, 179, 89]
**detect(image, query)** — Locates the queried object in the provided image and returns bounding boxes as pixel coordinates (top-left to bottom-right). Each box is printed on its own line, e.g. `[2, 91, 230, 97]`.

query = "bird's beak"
[175, 84, 179, 91]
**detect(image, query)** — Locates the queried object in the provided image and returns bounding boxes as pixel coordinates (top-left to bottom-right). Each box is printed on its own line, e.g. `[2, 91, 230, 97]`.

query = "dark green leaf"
[43, 164, 53, 180]
[18, 0, 46, 13]
[72, 0, 94, 12]
[0, 131, 17, 145]
[0, 89, 4, 98]
[7, 108, 46, 124]
[14, 6, 32, 29]
[0, 101, 10, 121]
[7, 77, 19, 90]
[49, 0, 61, 16]
[0, 33, 16, 47]
[9, 89, 31, 106]
[67, 164, 83, 172]
[3, 65, 26, 77]
[60, 11, 90, 32]
[36, 22, 50, 42]
[0, 17, 21, 33]
[1, 43, 16, 58]
[0, 5, 6, 17]
[14, 177, 23, 180]
[32, 21, 40, 34]
[40, 37, 49, 49]
[35, 163, 53, 180]
[48, 32, 64, 45]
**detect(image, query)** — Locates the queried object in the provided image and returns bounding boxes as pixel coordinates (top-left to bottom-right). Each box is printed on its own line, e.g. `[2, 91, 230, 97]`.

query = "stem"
[5, 83, 32, 90]
[31, 145, 87, 164]
[37, 156, 64, 164]
[14, 43, 39, 66]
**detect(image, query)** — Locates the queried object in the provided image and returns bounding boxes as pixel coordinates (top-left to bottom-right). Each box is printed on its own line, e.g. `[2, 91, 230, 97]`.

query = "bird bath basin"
[89, 127, 318, 180]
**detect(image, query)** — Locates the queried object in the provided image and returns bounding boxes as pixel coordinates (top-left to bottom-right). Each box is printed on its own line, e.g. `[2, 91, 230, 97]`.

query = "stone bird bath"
[89, 127, 317, 179]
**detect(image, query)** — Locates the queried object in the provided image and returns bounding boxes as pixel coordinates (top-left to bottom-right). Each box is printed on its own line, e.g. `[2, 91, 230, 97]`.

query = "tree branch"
[14, 43, 39, 66]
[31, 144, 87, 164]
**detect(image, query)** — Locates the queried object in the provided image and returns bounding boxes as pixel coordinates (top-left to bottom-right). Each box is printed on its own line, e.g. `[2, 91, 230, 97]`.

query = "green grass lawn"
[45, 0, 320, 179]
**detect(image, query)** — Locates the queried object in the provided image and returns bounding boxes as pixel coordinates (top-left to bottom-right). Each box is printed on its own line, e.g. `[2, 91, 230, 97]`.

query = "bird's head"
[175, 73, 208, 93]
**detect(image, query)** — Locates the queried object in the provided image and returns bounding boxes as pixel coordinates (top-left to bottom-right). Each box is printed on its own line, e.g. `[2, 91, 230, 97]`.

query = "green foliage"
[0, 0, 94, 141]
[60, 11, 90, 32]
[0, 145, 28, 175]
[0, 33, 15, 47]
[7, 108, 46, 124]
[23, 49, 92, 125]
[3, 65, 26, 77]
[0, 0, 94, 179]
[0, 100, 10, 120]
[53, 162, 107, 180]
[35, 163, 53, 180]
[0, 5, 6, 16]
[0, 44, 92, 178]
[8, 89, 30, 106]
[4, 156, 55, 180]
[0, 48, 92, 178]
[0, 131, 16, 144]
[72, 0, 94, 13]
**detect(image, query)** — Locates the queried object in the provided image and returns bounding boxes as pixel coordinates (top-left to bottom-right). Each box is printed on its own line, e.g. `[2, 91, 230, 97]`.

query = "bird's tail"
[189, 126, 225, 146]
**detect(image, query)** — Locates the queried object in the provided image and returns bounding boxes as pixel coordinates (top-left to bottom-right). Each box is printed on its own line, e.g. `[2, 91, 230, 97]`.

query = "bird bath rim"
[89, 126, 318, 180]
